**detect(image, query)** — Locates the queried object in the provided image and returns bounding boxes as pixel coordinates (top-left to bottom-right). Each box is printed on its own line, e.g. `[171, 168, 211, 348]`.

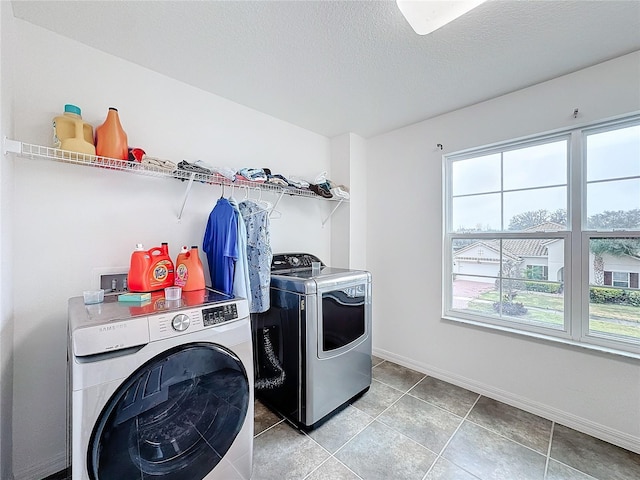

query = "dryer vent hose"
[255, 327, 286, 390]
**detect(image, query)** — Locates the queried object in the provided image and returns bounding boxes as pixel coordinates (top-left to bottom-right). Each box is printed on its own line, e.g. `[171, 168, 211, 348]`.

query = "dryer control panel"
[272, 253, 324, 272]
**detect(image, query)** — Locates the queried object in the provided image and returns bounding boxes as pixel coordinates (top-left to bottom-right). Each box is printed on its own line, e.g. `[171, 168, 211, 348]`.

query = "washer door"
[88, 342, 250, 480]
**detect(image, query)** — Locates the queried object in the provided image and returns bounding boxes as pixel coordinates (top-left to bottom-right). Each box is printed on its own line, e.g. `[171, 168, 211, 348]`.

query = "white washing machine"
[68, 289, 253, 480]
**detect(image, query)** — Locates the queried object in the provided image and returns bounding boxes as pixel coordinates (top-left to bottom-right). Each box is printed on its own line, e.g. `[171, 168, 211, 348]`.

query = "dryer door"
[87, 342, 250, 480]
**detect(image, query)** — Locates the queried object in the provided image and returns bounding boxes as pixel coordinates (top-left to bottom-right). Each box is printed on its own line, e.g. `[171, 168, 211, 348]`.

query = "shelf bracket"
[269, 190, 286, 218]
[3, 137, 21, 155]
[321, 199, 345, 227]
[177, 172, 196, 220]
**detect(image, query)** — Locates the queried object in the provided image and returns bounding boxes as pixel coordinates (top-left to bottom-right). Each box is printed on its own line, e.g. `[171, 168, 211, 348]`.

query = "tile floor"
[252, 357, 640, 480]
[43, 356, 640, 480]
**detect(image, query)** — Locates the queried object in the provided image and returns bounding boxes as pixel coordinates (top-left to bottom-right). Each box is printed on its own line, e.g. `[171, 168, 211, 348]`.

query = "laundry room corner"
[3, 1, 639, 479]
[330, 133, 367, 270]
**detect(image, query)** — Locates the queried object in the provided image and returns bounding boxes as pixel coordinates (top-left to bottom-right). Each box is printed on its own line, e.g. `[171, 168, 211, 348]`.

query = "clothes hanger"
[246, 186, 272, 210]
[257, 188, 273, 211]
[244, 187, 280, 218]
[269, 208, 282, 219]
[259, 188, 283, 218]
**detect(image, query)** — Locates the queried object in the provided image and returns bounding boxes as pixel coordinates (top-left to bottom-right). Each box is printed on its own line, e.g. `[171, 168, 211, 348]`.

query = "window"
[444, 117, 640, 356]
[526, 265, 548, 281]
[607, 271, 630, 288]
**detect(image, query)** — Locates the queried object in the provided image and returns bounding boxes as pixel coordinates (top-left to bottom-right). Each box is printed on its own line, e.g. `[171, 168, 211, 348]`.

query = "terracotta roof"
[454, 222, 560, 259]
[495, 239, 548, 257]
[523, 222, 565, 232]
[504, 222, 563, 256]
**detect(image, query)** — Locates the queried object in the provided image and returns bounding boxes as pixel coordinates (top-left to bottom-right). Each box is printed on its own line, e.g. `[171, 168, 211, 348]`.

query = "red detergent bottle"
[128, 243, 175, 292]
[174, 245, 206, 291]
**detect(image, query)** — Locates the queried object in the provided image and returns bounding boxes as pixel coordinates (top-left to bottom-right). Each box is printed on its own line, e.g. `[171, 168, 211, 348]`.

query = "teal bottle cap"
[64, 104, 81, 116]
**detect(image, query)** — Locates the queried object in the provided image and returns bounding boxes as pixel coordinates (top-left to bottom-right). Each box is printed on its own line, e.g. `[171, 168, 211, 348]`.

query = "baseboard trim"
[373, 347, 640, 454]
[12, 451, 66, 480]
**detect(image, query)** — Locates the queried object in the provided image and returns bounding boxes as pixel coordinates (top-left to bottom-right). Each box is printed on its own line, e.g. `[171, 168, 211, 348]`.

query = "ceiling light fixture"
[396, 0, 487, 35]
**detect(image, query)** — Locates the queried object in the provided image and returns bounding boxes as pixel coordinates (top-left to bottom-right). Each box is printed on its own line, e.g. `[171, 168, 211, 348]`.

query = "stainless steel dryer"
[253, 253, 372, 429]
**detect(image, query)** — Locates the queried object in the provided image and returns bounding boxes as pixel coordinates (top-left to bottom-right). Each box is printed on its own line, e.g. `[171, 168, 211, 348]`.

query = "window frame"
[443, 114, 640, 358]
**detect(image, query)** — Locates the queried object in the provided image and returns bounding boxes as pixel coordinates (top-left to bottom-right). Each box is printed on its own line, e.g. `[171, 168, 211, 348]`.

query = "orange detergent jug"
[95, 107, 128, 160]
[128, 243, 175, 292]
[174, 245, 206, 291]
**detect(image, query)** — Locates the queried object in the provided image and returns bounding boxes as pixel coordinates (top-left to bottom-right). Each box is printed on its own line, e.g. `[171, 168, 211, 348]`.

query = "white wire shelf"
[4, 139, 333, 200]
[4, 138, 348, 222]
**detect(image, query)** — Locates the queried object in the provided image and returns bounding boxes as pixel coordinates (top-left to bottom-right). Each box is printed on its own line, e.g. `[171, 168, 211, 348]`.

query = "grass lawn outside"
[460, 289, 639, 340]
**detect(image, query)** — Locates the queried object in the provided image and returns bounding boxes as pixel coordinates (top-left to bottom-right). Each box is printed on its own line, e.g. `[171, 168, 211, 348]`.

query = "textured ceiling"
[10, 0, 640, 138]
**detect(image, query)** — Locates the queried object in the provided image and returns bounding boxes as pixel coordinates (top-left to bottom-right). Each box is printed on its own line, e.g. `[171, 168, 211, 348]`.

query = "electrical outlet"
[91, 266, 129, 292]
[100, 273, 128, 293]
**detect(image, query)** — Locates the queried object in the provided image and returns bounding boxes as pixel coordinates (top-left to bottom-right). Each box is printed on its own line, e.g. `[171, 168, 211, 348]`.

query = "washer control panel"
[202, 303, 238, 326]
[148, 302, 241, 341]
[171, 313, 191, 332]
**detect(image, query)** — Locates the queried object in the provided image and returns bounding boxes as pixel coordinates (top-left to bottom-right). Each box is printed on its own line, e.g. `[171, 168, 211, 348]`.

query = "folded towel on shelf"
[177, 160, 211, 175]
[331, 185, 350, 199]
[141, 156, 177, 172]
[193, 161, 236, 181]
[287, 176, 310, 189]
[238, 167, 268, 182]
[266, 174, 289, 186]
[310, 183, 333, 198]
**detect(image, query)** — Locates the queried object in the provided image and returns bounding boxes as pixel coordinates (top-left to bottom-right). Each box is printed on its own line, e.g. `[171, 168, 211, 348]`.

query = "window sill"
[442, 314, 640, 361]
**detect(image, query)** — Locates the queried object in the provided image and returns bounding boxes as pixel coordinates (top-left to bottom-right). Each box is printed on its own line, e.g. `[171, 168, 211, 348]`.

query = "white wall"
[0, 3, 15, 479]
[330, 133, 367, 270]
[347, 134, 367, 270]
[367, 51, 640, 453]
[7, 19, 334, 479]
